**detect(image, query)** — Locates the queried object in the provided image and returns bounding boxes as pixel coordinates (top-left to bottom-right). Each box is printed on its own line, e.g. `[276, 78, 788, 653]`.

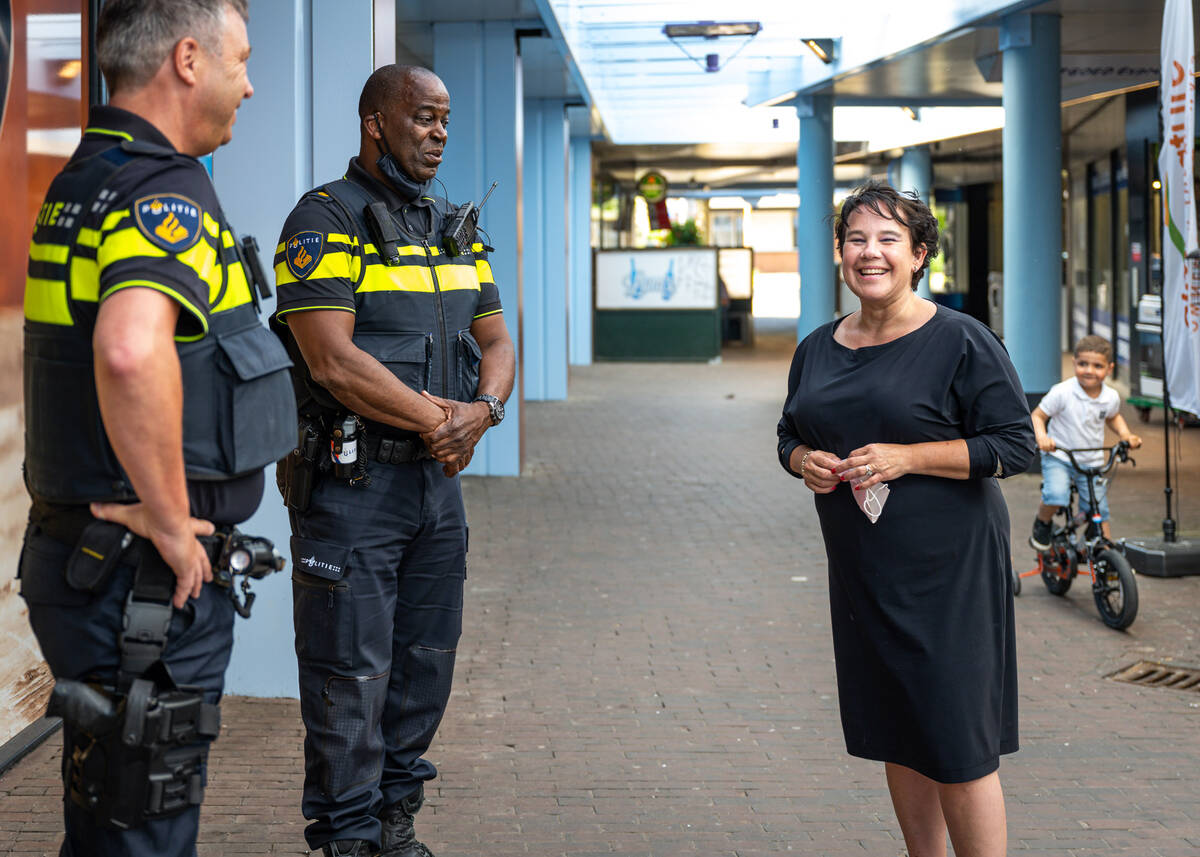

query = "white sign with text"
[595, 248, 718, 310]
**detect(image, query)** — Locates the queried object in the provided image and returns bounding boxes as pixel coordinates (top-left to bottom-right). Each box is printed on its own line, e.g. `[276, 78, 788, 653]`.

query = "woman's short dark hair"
[96, 0, 249, 95]
[834, 179, 939, 291]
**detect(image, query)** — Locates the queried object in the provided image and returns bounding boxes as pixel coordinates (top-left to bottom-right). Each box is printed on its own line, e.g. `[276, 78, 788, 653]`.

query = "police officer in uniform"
[272, 65, 516, 857]
[19, 2, 295, 855]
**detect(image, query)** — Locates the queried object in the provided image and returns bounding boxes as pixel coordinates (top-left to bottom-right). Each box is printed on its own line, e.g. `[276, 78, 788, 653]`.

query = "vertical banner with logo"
[1159, 0, 1200, 417]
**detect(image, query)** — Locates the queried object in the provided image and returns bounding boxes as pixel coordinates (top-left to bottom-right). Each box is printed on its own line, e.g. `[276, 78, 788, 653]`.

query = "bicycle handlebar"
[1055, 441, 1133, 476]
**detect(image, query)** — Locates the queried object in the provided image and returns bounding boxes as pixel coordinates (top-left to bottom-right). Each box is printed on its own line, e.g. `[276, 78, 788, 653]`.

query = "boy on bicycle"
[1030, 335, 1142, 550]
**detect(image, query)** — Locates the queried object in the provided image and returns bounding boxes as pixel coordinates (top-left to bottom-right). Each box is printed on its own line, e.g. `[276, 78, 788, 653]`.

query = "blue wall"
[434, 21, 524, 475]
[568, 115, 593, 366]
[522, 97, 568, 400]
[211, 0, 372, 697]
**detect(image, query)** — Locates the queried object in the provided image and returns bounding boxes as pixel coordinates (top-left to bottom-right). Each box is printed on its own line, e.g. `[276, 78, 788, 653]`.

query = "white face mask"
[851, 477, 891, 524]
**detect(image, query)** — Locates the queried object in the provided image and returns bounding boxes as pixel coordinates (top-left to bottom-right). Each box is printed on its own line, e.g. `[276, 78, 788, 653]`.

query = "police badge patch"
[285, 231, 325, 279]
[133, 193, 203, 252]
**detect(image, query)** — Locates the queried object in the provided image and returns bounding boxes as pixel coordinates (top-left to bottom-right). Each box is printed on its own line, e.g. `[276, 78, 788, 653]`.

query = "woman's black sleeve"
[953, 324, 1037, 479]
[777, 342, 809, 479]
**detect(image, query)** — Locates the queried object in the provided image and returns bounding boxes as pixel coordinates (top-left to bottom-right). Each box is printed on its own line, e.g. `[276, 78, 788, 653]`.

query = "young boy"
[1030, 335, 1142, 550]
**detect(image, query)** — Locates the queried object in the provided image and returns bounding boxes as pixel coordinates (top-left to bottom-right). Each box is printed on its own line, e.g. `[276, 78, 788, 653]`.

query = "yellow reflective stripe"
[101, 280, 209, 341]
[434, 263, 481, 292]
[273, 260, 299, 286]
[358, 263, 433, 293]
[25, 276, 72, 325]
[475, 258, 494, 284]
[78, 228, 102, 249]
[471, 242, 485, 253]
[71, 257, 99, 303]
[29, 242, 70, 264]
[97, 228, 221, 299]
[98, 227, 168, 265]
[473, 307, 503, 319]
[102, 209, 129, 232]
[272, 250, 356, 287]
[363, 243, 428, 258]
[84, 127, 133, 141]
[214, 260, 253, 314]
[213, 229, 254, 312]
[202, 212, 219, 239]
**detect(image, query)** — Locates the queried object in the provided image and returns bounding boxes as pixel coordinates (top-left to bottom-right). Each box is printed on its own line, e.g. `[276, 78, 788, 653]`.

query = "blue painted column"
[888, 147, 933, 298]
[211, 0, 373, 697]
[568, 107, 593, 366]
[434, 21, 523, 475]
[522, 97, 568, 400]
[1001, 12, 1062, 396]
[796, 95, 835, 341]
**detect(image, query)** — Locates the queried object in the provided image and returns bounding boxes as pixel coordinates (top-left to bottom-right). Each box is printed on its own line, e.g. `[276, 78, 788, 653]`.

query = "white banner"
[595, 248, 718, 310]
[1159, 0, 1200, 417]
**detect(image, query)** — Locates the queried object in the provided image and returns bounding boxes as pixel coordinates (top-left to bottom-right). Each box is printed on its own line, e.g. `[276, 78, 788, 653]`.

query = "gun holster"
[51, 669, 219, 830]
[280, 420, 323, 513]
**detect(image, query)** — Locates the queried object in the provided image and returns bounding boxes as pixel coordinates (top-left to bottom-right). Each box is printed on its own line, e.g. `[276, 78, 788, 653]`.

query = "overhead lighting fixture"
[663, 20, 762, 73]
[900, 106, 920, 121]
[802, 38, 838, 64]
[663, 21, 761, 39]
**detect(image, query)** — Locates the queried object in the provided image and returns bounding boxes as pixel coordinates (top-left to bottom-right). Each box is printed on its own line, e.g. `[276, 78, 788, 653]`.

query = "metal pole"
[1163, 377, 1177, 542]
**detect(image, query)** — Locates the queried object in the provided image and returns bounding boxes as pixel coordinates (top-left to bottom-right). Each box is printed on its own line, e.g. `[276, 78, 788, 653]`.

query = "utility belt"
[278, 414, 431, 513]
[43, 518, 284, 830]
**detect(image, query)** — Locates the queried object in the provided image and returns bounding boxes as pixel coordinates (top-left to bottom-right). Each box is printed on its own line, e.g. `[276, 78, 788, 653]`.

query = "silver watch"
[473, 393, 504, 425]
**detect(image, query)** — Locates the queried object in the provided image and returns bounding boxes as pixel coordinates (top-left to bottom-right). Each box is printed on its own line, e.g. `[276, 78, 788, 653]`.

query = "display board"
[595, 247, 718, 310]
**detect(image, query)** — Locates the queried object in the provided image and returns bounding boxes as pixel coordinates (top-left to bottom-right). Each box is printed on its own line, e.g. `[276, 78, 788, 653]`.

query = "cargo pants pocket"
[291, 536, 354, 671]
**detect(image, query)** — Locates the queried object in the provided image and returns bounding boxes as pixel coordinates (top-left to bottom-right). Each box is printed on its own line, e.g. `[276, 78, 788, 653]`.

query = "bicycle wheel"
[1011, 565, 1022, 597]
[1040, 542, 1076, 595]
[1092, 548, 1139, 630]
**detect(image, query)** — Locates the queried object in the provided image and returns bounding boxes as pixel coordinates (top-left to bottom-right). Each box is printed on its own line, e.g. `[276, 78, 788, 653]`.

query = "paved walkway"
[3, 322, 1200, 856]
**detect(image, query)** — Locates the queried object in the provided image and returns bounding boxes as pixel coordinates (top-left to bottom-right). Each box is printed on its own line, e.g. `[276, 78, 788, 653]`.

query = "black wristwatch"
[473, 394, 505, 426]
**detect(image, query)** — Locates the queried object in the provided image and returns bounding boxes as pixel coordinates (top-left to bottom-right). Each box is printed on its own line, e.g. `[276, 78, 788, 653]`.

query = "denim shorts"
[1040, 452, 1109, 521]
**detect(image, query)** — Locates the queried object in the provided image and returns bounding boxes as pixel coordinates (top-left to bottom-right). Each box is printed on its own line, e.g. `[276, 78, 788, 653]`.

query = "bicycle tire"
[1092, 548, 1138, 630]
[1040, 543, 1075, 595]
[1011, 565, 1022, 597]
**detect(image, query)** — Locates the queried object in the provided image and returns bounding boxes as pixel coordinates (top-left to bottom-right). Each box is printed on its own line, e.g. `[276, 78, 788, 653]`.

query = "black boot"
[379, 784, 435, 857]
[323, 840, 374, 857]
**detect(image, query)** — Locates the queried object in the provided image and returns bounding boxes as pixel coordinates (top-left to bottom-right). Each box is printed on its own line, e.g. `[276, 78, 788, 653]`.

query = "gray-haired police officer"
[19, 2, 295, 856]
[272, 65, 515, 857]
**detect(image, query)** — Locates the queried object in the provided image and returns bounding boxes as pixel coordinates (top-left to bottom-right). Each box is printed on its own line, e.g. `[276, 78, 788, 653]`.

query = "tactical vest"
[24, 140, 297, 504]
[286, 179, 486, 426]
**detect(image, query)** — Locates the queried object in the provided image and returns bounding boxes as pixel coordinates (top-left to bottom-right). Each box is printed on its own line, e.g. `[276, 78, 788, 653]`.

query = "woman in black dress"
[777, 181, 1035, 857]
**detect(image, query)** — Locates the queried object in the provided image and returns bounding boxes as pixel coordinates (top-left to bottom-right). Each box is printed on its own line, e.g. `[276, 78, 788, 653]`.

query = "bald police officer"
[272, 65, 515, 857]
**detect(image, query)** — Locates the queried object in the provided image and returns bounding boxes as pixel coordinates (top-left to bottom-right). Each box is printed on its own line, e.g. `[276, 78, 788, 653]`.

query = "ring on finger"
[864, 464, 874, 477]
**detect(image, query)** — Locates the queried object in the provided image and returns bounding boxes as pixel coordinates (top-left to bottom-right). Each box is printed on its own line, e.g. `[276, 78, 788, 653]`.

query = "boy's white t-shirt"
[1037, 377, 1121, 468]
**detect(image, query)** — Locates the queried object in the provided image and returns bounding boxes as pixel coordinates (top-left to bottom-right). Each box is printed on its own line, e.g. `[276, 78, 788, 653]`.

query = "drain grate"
[1108, 660, 1200, 692]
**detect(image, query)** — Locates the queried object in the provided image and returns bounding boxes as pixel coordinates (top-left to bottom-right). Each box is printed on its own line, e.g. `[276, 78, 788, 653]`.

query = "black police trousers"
[18, 524, 235, 857]
[289, 459, 466, 850]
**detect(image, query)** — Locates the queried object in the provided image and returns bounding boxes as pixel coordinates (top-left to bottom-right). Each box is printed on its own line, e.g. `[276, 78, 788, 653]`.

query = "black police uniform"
[272, 157, 501, 851]
[19, 106, 295, 857]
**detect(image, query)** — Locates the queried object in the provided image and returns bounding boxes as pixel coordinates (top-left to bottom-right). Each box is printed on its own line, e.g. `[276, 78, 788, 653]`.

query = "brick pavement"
[3, 320, 1199, 856]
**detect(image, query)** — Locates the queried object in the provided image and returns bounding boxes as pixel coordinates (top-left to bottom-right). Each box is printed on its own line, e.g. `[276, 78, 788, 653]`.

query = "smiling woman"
[777, 180, 1036, 857]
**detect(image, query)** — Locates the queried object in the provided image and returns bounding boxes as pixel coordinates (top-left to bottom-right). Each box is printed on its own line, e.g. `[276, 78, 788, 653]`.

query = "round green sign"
[637, 172, 668, 203]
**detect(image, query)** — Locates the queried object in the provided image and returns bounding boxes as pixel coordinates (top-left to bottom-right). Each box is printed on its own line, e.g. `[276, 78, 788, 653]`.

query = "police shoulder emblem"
[133, 193, 203, 252]
[285, 231, 325, 279]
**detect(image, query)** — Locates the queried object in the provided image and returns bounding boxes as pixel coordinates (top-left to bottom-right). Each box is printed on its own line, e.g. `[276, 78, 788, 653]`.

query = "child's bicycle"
[1013, 441, 1139, 630]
